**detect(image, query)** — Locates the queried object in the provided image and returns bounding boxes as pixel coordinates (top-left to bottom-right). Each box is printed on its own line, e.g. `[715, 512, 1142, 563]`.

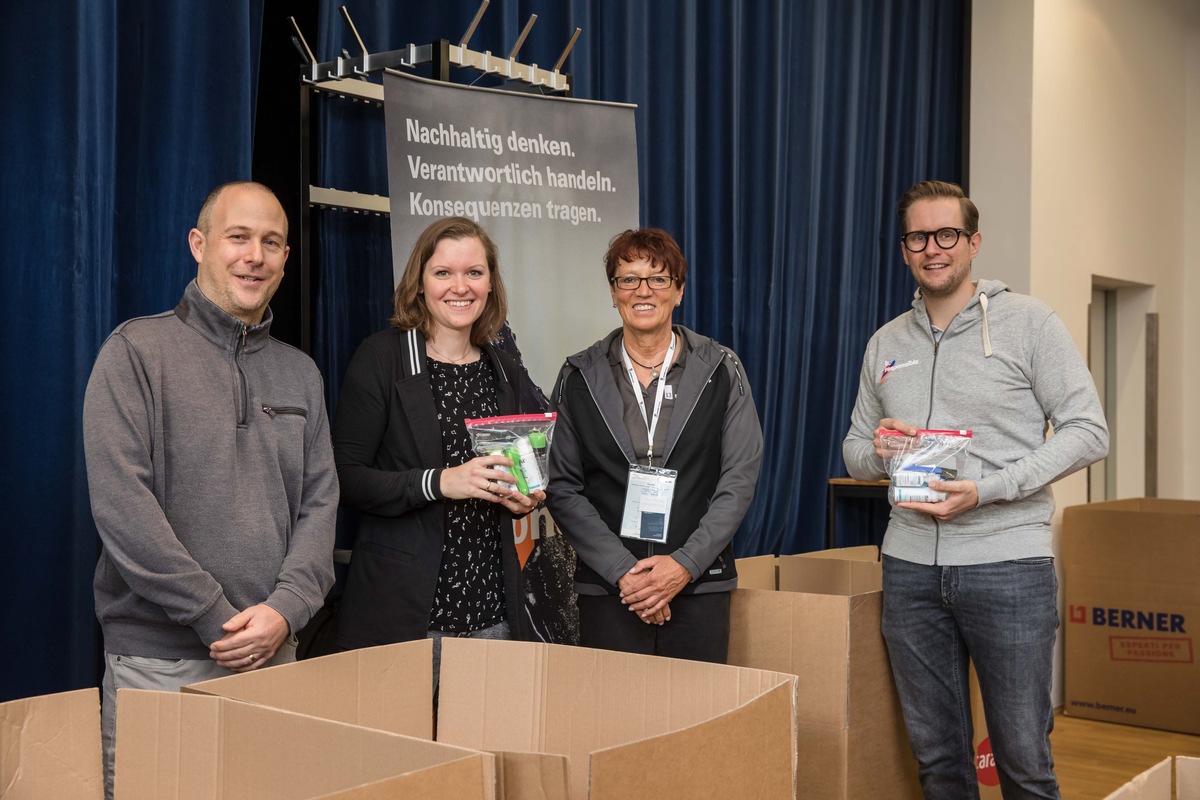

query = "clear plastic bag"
[465, 412, 557, 495]
[879, 428, 973, 503]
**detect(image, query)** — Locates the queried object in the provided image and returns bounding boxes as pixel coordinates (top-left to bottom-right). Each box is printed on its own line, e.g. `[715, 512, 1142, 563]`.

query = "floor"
[1051, 712, 1200, 799]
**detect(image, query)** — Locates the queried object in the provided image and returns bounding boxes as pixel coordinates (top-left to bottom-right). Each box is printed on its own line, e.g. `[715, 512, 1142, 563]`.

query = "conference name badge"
[619, 465, 677, 543]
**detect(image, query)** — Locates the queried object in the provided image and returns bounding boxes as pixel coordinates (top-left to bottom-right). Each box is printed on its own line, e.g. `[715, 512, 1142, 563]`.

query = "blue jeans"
[882, 555, 1060, 800]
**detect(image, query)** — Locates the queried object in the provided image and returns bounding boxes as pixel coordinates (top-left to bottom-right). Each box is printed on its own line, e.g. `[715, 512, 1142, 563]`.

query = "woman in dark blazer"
[332, 217, 543, 652]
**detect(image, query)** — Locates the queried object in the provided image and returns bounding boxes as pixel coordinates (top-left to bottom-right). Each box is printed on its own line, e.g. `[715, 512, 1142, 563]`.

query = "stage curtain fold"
[311, 0, 964, 558]
[0, 0, 264, 701]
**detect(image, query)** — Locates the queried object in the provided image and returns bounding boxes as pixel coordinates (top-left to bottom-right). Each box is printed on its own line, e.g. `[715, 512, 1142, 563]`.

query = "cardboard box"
[736, 553, 778, 590]
[1063, 499, 1200, 734]
[728, 546, 922, 799]
[0, 686, 488, 800]
[1103, 756, 1200, 799]
[0, 688, 102, 799]
[187, 638, 798, 800]
[116, 689, 492, 799]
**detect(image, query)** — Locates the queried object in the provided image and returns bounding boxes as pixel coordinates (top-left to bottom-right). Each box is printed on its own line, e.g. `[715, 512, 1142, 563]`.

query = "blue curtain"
[0, 0, 962, 701]
[311, 0, 965, 556]
[0, 0, 264, 702]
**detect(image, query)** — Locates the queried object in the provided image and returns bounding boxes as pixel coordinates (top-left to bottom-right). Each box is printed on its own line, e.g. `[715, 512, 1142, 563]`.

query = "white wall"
[969, 0, 1034, 296]
[972, 0, 1200, 705]
[1031, 0, 1194, 502]
[1186, 18, 1200, 498]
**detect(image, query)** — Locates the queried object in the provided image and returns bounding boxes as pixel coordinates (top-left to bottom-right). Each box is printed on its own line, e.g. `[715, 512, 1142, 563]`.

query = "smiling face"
[421, 235, 491, 340]
[901, 197, 980, 303]
[609, 256, 684, 339]
[189, 185, 289, 325]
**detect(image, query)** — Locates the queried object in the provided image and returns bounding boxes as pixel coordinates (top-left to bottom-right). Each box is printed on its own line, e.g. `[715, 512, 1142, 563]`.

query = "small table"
[826, 478, 891, 549]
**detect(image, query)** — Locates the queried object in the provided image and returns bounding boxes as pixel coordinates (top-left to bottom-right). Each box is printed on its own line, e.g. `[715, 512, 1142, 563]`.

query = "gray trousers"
[101, 639, 297, 800]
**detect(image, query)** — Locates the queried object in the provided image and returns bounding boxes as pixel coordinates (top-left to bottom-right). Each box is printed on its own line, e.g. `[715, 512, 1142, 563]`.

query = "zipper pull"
[262, 405, 275, 418]
[242, 324, 248, 348]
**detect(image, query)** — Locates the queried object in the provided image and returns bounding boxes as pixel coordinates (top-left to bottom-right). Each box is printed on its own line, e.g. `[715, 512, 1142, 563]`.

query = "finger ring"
[248, 653, 257, 663]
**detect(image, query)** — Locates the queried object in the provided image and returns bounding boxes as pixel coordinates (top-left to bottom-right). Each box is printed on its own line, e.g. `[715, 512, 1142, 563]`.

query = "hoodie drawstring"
[979, 292, 993, 357]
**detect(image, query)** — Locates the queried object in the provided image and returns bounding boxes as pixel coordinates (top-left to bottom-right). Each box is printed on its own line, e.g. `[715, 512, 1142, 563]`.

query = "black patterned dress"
[427, 356, 506, 633]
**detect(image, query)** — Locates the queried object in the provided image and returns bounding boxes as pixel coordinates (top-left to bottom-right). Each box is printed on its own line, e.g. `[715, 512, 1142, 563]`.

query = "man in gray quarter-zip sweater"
[84, 182, 338, 800]
[843, 181, 1107, 800]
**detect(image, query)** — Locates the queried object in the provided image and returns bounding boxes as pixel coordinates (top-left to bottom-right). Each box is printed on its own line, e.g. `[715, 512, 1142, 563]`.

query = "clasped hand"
[209, 603, 288, 673]
[618, 555, 691, 626]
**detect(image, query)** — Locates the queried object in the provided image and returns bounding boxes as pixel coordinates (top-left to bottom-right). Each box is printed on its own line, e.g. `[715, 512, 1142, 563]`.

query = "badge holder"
[619, 464, 677, 543]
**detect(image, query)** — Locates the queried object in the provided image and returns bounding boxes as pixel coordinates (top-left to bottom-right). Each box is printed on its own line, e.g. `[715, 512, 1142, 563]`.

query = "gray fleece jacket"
[842, 279, 1108, 565]
[84, 280, 338, 658]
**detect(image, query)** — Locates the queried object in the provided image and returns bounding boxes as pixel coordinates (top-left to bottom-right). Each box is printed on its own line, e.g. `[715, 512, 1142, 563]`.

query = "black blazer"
[331, 327, 531, 649]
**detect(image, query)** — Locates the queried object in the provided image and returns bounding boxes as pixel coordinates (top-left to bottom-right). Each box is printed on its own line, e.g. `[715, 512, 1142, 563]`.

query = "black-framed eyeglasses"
[610, 274, 677, 290]
[901, 227, 973, 253]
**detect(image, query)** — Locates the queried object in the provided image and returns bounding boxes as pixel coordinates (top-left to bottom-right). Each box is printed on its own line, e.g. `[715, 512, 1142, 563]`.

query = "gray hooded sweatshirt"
[842, 279, 1108, 565]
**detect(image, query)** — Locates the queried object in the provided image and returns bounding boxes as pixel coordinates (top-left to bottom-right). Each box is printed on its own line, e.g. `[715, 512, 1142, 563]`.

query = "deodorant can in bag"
[502, 446, 530, 495]
[890, 486, 949, 503]
[892, 470, 931, 487]
[513, 436, 545, 492]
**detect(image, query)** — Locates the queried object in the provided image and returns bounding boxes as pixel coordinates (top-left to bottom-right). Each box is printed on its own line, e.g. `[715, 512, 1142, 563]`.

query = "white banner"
[384, 71, 640, 393]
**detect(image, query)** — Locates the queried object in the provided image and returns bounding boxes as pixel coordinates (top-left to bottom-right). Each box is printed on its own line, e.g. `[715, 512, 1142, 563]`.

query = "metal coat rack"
[289, 2, 579, 353]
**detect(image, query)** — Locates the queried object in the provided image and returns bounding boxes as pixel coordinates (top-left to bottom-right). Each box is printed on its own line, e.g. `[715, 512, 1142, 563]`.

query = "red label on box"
[1108, 636, 1194, 663]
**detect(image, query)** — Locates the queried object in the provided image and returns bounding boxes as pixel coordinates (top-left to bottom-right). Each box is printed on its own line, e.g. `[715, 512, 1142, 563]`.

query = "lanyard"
[621, 333, 676, 466]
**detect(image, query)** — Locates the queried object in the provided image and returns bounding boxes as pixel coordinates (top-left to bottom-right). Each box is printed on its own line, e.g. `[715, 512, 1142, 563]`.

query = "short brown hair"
[897, 180, 979, 234]
[389, 217, 507, 346]
[603, 228, 688, 286]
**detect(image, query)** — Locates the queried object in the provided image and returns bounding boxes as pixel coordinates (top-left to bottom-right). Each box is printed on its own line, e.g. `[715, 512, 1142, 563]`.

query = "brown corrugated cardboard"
[736, 553, 778, 590]
[187, 637, 434, 738]
[727, 546, 922, 799]
[116, 689, 492, 799]
[1063, 499, 1200, 735]
[0, 688, 102, 800]
[777, 546, 881, 595]
[585, 681, 795, 800]
[1102, 756, 1200, 799]
[188, 638, 798, 800]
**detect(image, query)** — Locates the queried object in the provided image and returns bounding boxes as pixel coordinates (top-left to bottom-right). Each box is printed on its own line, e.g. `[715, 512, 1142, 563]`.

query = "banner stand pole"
[288, 3, 578, 353]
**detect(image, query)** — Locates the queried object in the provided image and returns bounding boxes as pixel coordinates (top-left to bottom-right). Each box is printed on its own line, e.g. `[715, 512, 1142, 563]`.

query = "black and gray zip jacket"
[546, 325, 763, 595]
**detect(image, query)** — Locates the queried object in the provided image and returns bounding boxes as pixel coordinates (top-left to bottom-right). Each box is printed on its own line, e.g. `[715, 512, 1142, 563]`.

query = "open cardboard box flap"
[1102, 756, 1200, 799]
[188, 637, 798, 800]
[437, 638, 797, 800]
[116, 688, 491, 799]
[185, 639, 434, 739]
[0, 688, 102, 800]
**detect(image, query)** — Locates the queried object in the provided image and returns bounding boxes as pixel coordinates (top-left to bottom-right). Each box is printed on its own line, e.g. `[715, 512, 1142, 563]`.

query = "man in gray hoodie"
[84, 181, 338, 799]
[843, 181, 1108, 800]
